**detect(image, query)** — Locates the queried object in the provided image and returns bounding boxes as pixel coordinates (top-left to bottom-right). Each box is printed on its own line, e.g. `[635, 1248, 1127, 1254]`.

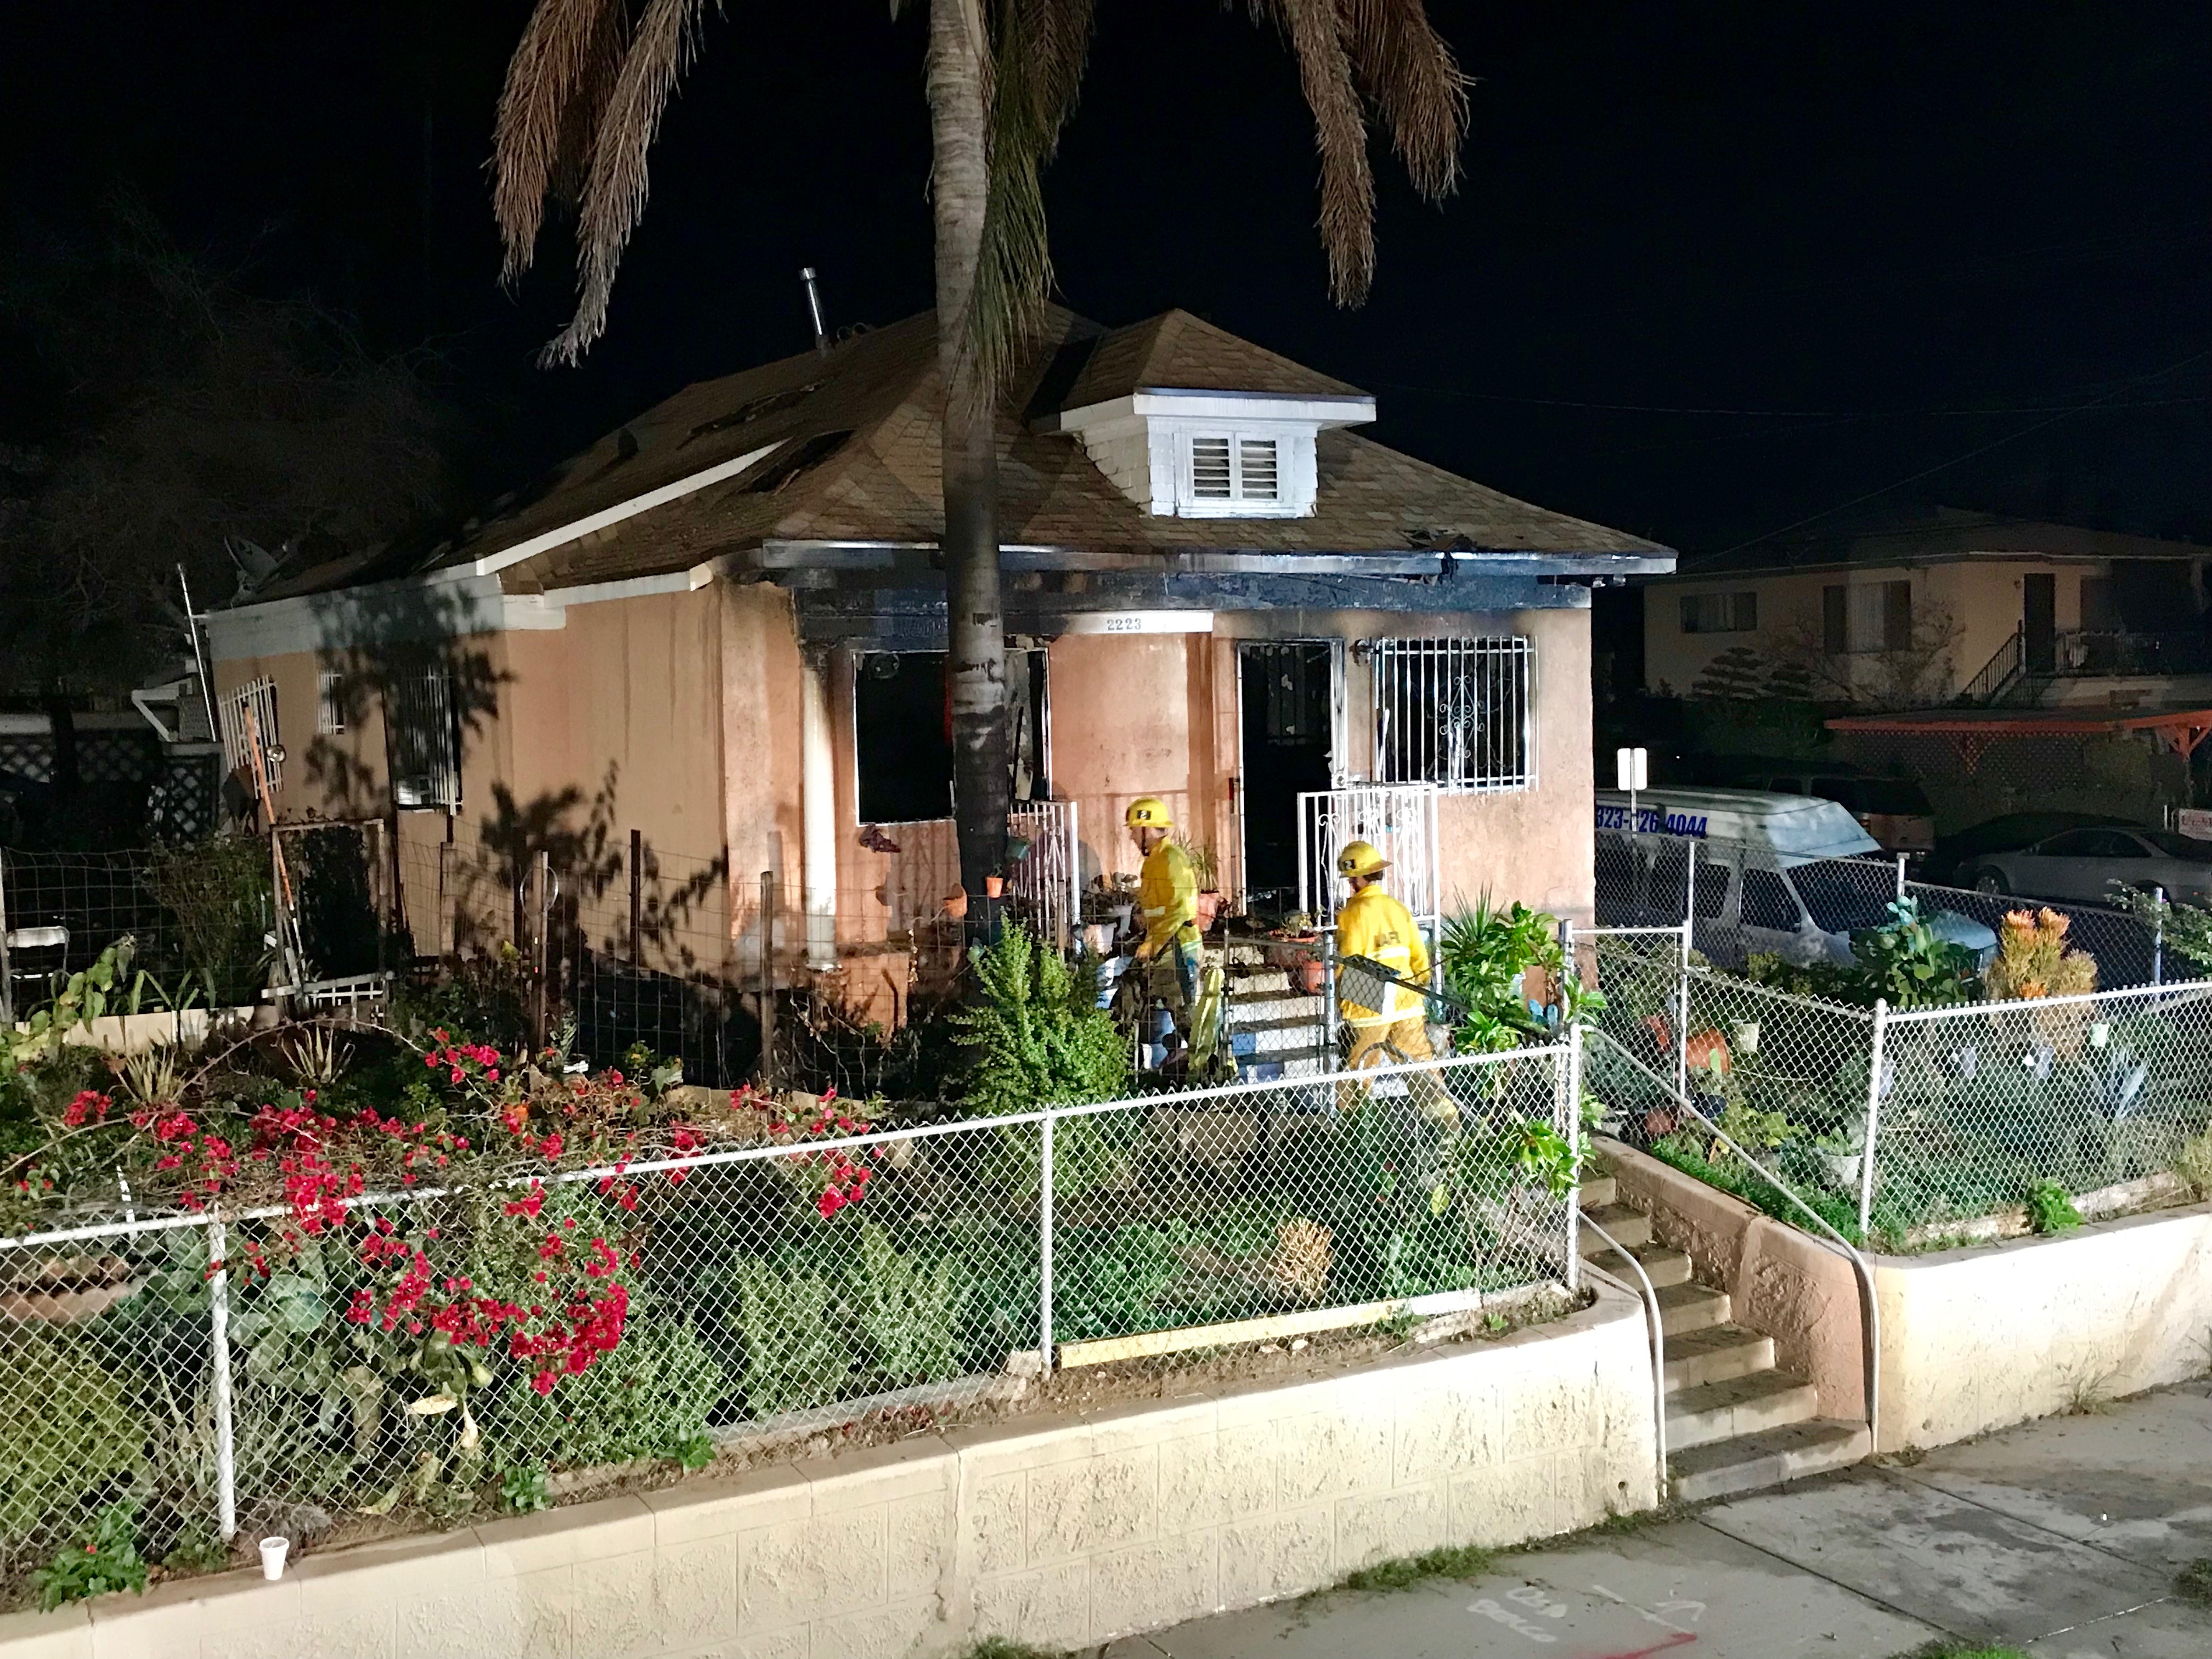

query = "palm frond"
[543, 0, 719, 367]
[1256, 0, 1377, 306]
[490, 0, 631, 287]
[1336, 0, 1468, 201]
[970, 0, 1097, 389]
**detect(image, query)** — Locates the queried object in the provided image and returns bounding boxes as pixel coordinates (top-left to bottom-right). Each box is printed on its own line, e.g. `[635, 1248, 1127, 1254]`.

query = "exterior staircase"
[1222, 940, 1329, 1080]
[1576, 1171, 1871, 1502]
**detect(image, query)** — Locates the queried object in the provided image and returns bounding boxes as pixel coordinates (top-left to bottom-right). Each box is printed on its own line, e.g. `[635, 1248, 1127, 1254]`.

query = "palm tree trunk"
[927, 0, 1010, 906]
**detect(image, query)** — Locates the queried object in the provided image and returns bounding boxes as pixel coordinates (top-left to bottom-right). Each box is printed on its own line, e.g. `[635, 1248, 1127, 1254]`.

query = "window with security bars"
[386, 669, 460, 810]
[1370, 636, 1534, 792]
[217, 676, 283, 793]
[316, 670, 346, 735]
[1181, 433, 1282, 511]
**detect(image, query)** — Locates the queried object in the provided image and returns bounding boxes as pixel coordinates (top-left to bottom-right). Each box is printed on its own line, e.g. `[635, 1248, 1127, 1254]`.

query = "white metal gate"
[1008, 799, 1080, 949]
[1296, 783, 1441, 930]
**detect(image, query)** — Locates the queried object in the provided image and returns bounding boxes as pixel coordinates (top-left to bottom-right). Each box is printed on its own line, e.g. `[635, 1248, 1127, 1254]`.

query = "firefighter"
[1125, 797, 1201, 1056]
[1334, 840, 1457, 1126]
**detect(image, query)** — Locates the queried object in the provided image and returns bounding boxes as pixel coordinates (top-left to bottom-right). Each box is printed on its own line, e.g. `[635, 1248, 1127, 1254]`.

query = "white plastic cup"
[259, 1537, 289, 1581]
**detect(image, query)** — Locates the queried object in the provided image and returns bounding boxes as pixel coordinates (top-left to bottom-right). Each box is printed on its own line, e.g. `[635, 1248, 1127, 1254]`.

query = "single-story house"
[198, 306, 1672, 1003]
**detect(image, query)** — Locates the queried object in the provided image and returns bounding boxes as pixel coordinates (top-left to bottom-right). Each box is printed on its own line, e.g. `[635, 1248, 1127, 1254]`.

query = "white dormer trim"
[1045, 388, 1374, 520]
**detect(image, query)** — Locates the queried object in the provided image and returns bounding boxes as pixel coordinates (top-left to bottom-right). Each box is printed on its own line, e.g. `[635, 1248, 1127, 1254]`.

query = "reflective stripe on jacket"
[1335, 884, 1429, 1024]
[1138, 840, 1199, 956]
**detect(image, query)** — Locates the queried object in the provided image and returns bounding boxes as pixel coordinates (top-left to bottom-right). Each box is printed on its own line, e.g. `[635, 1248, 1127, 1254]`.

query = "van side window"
[1695, 865, 1730, 918]
[1741, 868, 1798, 930]
[1647, 843, 1689, 918]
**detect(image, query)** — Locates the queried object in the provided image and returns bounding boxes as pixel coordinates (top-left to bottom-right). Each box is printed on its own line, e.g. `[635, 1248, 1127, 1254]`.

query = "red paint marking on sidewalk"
[1584, 1633, 1697, 1659]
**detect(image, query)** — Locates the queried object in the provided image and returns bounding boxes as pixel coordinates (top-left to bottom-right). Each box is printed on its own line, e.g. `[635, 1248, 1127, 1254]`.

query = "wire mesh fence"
[1592, 834, 2165, 988]
[0, 1042, 1573, 1588]
[1581, 929, 2212, 1249]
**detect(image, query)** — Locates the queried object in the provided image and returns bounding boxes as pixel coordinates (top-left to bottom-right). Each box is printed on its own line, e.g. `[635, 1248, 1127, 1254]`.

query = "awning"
[1826, 708, 2212, 768]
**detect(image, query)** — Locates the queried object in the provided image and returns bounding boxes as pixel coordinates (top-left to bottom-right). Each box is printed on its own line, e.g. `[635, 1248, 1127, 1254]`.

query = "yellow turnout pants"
[1337, 1018, 1458, 1125]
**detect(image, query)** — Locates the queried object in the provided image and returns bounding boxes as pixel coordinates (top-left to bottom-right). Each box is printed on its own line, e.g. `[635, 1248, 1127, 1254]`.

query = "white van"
[1594, 787, 1995, 967]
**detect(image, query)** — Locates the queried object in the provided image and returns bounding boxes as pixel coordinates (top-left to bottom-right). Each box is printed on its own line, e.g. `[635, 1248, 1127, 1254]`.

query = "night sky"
[8, 1, 2207, 558]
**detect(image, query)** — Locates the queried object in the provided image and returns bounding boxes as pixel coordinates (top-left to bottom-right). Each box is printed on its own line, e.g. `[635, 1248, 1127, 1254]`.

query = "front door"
[1239, 642, 1337, 916]
[2024, 573, 2057, 674]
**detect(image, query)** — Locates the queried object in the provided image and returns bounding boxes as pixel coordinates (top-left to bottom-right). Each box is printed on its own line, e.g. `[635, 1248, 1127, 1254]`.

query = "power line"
[1679, 346, 2212, 568]
[1369, 383, 2207, 420]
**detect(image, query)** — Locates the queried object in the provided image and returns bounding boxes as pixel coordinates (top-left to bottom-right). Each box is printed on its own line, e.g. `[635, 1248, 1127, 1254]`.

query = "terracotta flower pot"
[1643, 1013, 1673, 1053]
[1685, 1028, 1731, 1076]
[1194, 889, 1222, 930]
[1297, 957, 1328, 995]
[943, 887, 968, 921]
[983, 876, 1005, 899]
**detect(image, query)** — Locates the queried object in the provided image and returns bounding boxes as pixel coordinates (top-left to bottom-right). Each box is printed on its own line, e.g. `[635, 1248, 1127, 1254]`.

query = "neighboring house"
[1645, 509, 2211, 710]
[199, 307, 1671, 997]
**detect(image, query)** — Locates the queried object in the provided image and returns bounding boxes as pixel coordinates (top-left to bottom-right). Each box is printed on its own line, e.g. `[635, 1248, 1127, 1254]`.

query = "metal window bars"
[1370, 636, 1534, 793]
[216, 678, 281, 794]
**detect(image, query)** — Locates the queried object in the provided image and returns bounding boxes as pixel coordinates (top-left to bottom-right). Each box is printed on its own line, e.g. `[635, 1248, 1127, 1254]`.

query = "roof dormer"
[1042, 389, 1376, 519]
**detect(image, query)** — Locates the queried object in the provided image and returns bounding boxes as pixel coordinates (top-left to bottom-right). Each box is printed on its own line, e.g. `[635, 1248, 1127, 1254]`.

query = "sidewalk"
[1102, 1379, 2212, 1659]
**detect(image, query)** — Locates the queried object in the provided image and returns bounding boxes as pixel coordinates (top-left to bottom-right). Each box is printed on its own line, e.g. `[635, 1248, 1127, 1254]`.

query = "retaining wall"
[0, 1284, 1656, 1659]
[1599, 1138, 2212, 1453]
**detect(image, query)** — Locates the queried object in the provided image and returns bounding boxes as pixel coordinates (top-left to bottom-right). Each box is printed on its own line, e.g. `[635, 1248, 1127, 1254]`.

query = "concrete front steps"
[1223, 941, 1328, 1080]
[1577, 1172, 1870, 1503]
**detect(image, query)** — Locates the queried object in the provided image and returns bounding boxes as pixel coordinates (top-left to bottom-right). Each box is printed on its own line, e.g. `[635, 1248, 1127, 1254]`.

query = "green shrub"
[0, 1330, 146, 1554]
[724, 1257, 846, 1417]
[486, 1304, 724, 1471]
[2025, 1178, 2083, 1234]
[31, 1504, 148, 1610]
[847, 1224, 966, 1384]
[147, 836, 274, 1007]
[953, 925, 1126, 1117]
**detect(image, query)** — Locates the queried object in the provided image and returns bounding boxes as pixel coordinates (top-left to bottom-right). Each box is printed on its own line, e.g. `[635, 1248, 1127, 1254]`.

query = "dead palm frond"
[1250, 0, 1469, 306]
[490, 0, 629, 287]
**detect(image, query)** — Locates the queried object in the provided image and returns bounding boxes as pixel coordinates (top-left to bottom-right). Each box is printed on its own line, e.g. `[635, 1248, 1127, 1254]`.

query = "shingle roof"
[245, 306, 1667, 603]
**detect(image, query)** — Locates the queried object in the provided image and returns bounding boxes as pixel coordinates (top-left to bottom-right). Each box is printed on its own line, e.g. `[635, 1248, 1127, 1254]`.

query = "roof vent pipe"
[800, 267, 828, 353]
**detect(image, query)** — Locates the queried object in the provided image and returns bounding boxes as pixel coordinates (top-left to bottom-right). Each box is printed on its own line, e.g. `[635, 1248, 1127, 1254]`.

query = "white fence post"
[1675, 845, 1695, 1105]
[1565, 1022, 1584, 1292]
[207, 1211, 238, 1542]
[1038, 1115, 1056, 1372]
[1859, 999, 1889, 1238]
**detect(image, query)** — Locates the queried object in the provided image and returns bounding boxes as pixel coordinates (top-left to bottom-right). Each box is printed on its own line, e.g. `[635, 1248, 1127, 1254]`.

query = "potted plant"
[1175, 837, 1223, 930]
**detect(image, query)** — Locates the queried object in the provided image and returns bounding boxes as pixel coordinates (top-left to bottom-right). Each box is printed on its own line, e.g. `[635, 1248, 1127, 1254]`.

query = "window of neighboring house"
[1741, 867, 1800, 931]
[2080, 575, 2119, 632]
[1371, 636, 1533, 792]
[1822, 582, 1913, 653]
[218, 677, 283, 793]
[1180, 433, 1283, 513]
[316, 670, 346, 736]
[855, 650, 1049, 825]
[386, 669, 460, 810]
[1679, 591, 1758, 634]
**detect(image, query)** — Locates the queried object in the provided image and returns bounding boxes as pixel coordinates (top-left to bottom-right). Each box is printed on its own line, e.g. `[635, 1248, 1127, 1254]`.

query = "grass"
[961, 1641, 1064, 1659]
[1331, 1543, 1496, 1593]
[2177, 1557, 2212, 1607]
[1892, 1644, 2033, 1659]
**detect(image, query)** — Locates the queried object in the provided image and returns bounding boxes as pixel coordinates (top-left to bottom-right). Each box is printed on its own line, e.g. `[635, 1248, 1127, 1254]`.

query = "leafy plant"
[1, 938, 136, 1069]
[723, 1258, 847, 1417]
[160, 1522, 230, 1573]
[1851, 898, 1980, 1008]
[1439, 897, 1594, 1054]
[497, 1466, 552, 1514]
[2025, 1178, 2083, 1234]
[2114, 887, 2212, 975]
[146, 835, 274, 1007]
[1171, 834, 1220, 891]
[0, 1329, 145, 1551]
[847, 1224, 967, 1385]
[953, 924, 1126, 1116]
[31, 1504, 148, 1610]
[1489, 1120, 1582, 1198]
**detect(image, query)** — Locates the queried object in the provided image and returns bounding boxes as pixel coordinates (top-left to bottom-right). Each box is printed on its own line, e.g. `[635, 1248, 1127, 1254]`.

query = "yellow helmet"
[1125, 796, 1173, 830]
[1336, 839, 1387, 879]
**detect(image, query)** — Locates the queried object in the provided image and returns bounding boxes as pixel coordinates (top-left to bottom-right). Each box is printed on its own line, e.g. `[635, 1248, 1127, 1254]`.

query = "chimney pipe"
[800, 267, 828, 353]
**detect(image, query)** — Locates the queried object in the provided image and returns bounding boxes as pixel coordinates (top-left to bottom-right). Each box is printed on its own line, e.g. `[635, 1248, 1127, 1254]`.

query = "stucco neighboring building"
[198, 307, 1671, 1003]
[1644, 509, 2211, 710]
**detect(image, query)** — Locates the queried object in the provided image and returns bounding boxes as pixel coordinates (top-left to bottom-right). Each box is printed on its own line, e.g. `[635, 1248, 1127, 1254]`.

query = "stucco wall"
[1872, 1201, 2212, 1452]
[0, 1288, 1656, 1659]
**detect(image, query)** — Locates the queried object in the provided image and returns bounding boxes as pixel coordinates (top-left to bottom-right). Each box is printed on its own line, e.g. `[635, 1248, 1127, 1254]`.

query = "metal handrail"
[1589, 1026, 1882, 1451]
[1577, 1207, 1669, 1500]
[1956, 625, 2024, 706]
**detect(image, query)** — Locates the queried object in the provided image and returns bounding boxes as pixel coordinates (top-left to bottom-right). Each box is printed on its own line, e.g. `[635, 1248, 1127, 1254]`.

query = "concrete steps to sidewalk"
[1577, 1164, 1869, 1504]
[1222, 953, 1327, 1081]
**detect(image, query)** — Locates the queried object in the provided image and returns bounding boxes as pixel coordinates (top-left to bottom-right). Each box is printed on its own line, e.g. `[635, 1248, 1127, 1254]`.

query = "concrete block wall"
[1874, 1201, 2212, 1452]
[0, 1287, 1656, 1659]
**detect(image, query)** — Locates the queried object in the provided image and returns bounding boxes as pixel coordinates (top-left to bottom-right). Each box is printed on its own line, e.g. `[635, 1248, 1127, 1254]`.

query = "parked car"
[1595, 787, 1996, 968]
[1927, 811, 2129, 887]
[1961, 826, 2212, 906]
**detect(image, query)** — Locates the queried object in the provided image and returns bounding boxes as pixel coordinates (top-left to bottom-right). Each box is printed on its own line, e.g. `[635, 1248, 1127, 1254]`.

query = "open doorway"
[1239, 641, 1338, 916]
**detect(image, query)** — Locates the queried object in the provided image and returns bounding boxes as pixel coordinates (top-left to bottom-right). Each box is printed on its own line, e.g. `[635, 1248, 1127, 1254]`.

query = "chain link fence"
[0, 1041, 1572, 1594]
[1583, 929, 2212, 1250]
[1594, 834, 2164, 988]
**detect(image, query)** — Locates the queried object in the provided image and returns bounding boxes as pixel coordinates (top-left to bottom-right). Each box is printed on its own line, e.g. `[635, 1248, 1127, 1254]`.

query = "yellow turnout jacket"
[1335, 884, 1429, 1024]
[1137, 840, 1199, 957]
